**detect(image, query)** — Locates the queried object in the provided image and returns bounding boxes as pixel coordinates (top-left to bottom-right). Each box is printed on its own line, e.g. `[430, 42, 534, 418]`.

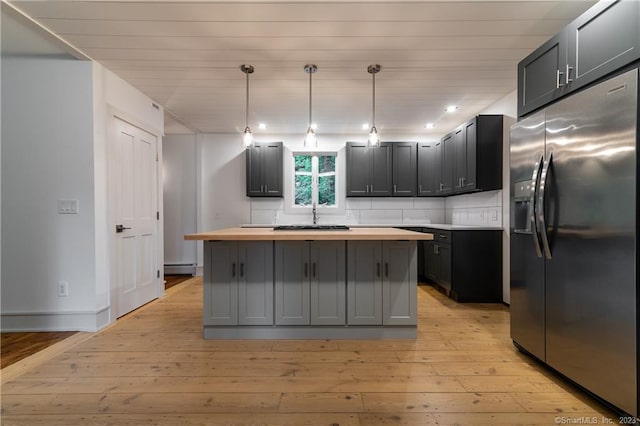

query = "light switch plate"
[58, 199, 79, 214]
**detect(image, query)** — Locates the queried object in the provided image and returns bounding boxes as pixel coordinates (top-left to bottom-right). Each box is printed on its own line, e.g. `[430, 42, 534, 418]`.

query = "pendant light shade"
[240, 64, 254, 148]
[304, 64, 318, 148]
[367, 64, 381, 147]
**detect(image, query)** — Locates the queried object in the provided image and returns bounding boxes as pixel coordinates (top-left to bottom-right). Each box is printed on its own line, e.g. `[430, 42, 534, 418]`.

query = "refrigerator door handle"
[530, 155, 544, 258]
[538, 152, 553, 260]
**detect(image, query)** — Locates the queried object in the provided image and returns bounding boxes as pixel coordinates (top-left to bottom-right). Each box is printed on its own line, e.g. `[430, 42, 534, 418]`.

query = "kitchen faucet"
[312, 202, 319, 225]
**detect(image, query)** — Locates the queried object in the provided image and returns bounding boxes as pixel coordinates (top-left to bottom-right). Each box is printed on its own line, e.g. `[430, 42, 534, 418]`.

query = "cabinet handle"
[566, 64, 573, 84]
[366, 185, 369, 193]
[385, 262, 389, 278]
[240, 263, 244, 278]
[231, 262, 236, 277]
[419, 184, 422, 193]
[312, 262, 316, 278]
[371, 184, 373, 192]
[376, 262, 381, 277]
[304, 262, 308, 278]
[393, 184, 397, 193]
[434, 244, 439, 254]
[439, 183, 444, 191]
[264, 184, 268, 192]
[461, 177, 465, 185]
[439, 234, 447, 240]
[556, 69, 565, 88]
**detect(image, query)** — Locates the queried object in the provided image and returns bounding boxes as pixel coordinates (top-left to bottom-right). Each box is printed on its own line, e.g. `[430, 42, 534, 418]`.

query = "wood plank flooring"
[0, 277, 618, 425]
[1, 332, 77, 369]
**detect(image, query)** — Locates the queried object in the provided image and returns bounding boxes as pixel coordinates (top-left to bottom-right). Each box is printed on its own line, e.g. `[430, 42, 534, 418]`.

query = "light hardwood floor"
[0, 277, 617, 425]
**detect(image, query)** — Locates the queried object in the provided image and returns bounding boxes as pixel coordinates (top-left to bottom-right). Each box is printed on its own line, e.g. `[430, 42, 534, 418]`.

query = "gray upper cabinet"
[567, 0, 640, 92]
[204, 241, 273, 326]
[453, 115, 503, 194]
[346, 142, 392, 197]
[517, 31, 568, 117]
[392, 142, 417, 196]
[275, 241, 346, 326]
[417, 142, 438, 196]
[518, 0, 640, 117]
[246, 142, 283, 197]
[439, 132, 455, 195]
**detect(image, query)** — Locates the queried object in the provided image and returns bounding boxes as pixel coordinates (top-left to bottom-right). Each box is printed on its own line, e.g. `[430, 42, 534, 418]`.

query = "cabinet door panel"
[347, 242, 383, 325]
[204, 241, 238, 325]
[517, 31, 568, 117]
[417, 143, 437, 196]
[275, 242, 310, 325]
[263, 143, 283, 196]
[437, 243, 452, 294]
[238, 242, 273, 325]
[392, 142, 417, 196]
[382, 241, 417, 325]
[462, 118, 477, 192]
[425, 240, 438, 282]
[568, 0, 640, 91]
[370, 143, 392, 196]
[245, 145, 263, 196]
[441, 134, 455, 195]
[453, 127, 465, 192]
[346, 143, 370, 196]
[310, 242, 346, 325]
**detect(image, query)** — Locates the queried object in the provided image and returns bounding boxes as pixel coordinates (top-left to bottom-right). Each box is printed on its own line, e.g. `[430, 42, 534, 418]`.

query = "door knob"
[115, 224, 132, 233]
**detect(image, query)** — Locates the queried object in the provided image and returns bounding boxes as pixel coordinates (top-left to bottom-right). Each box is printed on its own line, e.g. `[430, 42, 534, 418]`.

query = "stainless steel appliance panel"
[544, 69, 637, 415]
[510, 111, 547, 361]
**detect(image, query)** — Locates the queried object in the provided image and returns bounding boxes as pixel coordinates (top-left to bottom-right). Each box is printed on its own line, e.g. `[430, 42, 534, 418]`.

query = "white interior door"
[112, 117, 159, 317]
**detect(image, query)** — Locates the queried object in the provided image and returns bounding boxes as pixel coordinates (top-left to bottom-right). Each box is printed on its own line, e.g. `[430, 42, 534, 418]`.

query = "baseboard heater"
[164, 263, 196, 275]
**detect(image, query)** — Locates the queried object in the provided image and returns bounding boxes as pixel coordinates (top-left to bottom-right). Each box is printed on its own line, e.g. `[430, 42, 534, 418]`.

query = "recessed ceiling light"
[362, 123, 369, 130]
[445, 105, 458, 113]
[310, 123, 318, 130]
[258, 123, 267, 130]
[425, 123, 435, 129]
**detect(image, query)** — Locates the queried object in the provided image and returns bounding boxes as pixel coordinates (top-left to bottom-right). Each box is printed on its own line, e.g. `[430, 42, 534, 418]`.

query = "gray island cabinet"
[186, 227, 432, 339]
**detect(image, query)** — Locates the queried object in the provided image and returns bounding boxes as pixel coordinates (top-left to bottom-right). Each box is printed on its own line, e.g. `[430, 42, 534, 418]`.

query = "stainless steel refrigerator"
[510, 68, 637, 415]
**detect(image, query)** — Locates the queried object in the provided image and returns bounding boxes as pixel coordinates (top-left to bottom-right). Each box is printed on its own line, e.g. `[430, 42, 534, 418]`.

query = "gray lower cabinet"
[347, 241, 383, 325]
[382, 241, 418, 325]
[347, 241, 417, 326]
[204, 241, 273, 326]
[275, 241, 346, 325]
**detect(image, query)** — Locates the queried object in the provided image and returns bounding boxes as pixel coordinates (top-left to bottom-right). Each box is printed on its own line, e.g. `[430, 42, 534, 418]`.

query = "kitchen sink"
[272, 225, 350, 231]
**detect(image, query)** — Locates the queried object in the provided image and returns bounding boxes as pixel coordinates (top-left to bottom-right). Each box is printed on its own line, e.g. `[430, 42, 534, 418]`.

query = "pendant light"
[240, 64, 254, 148]
[367, 64, 381, 147]
[304, 64, 318, 148]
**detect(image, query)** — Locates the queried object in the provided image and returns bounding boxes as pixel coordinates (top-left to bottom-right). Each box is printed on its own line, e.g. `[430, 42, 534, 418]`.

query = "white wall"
[480, 90, 517, 304]
[163, 134, 197, 270]
[1, 57, 99, 330]
[1, 56, 164, 331]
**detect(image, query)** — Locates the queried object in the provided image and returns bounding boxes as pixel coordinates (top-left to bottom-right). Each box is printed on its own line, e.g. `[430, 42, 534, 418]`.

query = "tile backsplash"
[250, 190, 502, 227]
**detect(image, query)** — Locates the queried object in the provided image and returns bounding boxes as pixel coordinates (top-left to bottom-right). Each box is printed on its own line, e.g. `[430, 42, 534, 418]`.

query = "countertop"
[241, 223, 503, 231]
[185, 227, 434, 241]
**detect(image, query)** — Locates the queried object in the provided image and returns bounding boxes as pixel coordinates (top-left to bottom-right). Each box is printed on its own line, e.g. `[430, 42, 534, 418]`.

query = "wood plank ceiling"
[7, 1, 596, 136]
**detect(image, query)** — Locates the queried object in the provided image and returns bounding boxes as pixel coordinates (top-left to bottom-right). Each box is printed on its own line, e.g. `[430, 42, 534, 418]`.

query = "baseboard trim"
[1, 306, 111, 332]
[164, 263, 196, 275]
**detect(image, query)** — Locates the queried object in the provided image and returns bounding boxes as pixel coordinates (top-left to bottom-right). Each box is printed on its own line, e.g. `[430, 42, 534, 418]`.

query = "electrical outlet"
[58, 281, 69, 297]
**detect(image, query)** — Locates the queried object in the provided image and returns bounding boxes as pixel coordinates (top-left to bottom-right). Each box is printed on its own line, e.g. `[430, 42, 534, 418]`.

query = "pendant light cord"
[308, 70, 313, 126]
[245, 70, 250, 127]
[372, 71, 376, 126]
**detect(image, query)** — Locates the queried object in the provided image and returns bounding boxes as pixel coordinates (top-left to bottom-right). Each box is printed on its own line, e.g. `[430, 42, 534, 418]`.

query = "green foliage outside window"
[294, 154, 336, 207]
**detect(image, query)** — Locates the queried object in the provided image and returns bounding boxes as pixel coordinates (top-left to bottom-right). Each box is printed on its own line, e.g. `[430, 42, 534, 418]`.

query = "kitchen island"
[185, 227, 433, 339]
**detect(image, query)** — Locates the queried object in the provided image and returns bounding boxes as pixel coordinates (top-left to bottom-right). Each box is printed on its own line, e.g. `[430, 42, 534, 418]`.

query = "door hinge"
[157, 270, 160, 279]
[156, 211, 160, 220]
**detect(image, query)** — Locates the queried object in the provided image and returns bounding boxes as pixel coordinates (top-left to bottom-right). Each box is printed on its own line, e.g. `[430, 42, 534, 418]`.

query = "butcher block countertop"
[185, 227, 434, 241]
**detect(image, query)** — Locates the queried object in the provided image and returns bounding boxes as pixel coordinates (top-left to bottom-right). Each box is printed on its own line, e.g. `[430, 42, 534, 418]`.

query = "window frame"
[284, 149, 344, 216]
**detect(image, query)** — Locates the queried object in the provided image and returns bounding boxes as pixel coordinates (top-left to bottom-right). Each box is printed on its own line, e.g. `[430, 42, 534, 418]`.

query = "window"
[294, 154, 336, 207]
